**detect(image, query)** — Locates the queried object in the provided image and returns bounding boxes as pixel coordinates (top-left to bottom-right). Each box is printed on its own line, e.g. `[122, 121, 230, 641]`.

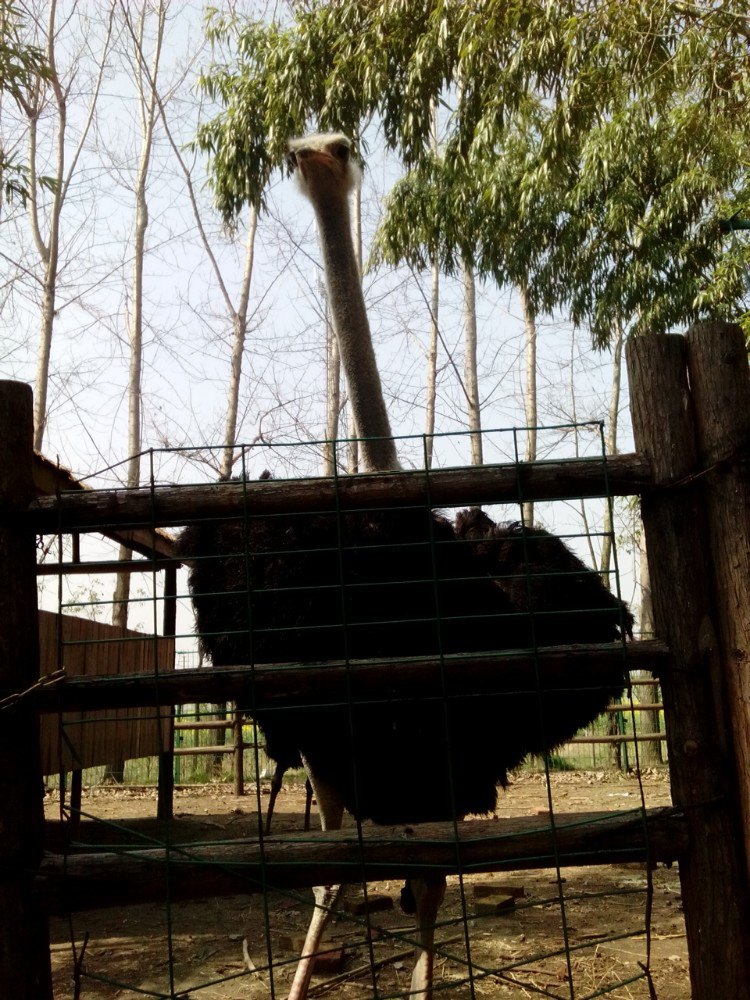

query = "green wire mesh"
[41, 424, 672, 1000]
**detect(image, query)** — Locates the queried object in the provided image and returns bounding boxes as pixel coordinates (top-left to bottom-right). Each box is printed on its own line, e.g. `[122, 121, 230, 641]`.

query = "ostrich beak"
[289, 147, 342, 184]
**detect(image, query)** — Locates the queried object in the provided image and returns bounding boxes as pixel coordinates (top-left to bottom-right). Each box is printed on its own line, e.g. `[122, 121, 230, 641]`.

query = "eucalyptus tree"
[0, 0, 51, 209]
[372, 97, 558, 509]
[195, 2, 749, 677]
[198, 15, 376, 475]
[198, 1, 749, 344]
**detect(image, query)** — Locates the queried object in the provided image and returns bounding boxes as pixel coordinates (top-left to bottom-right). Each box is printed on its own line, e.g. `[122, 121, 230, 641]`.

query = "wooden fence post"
[157, 564, 177, 821]
[233, 704, 245, 796]
[684, 321, 750, 880]
[0, 381, 52, 998]
[627, 336, 750, 997]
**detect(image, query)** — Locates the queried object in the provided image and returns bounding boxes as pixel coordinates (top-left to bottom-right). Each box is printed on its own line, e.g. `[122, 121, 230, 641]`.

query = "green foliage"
[197, 0, 750, 342]
[0, 0, 52, 206]
[0, 0, 48, 101]
[545, 754, 576, 773]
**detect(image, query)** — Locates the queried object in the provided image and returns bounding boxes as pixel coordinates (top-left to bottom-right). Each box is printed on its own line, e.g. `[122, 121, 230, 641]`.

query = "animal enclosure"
[0, 323, 749, 999]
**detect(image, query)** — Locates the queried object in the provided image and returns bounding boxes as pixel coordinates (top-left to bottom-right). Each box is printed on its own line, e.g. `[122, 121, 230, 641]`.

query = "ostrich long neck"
[313, 190, 400, 473]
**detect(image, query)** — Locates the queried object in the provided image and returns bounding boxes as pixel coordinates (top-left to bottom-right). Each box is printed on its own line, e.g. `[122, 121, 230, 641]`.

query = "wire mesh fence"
[38, 425, 679, 999]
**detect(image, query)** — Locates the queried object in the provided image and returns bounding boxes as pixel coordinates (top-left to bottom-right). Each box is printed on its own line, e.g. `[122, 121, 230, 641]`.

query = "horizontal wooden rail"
[36, 557, 181, 576]
[174, 719, 236, 731]
[569, 733, 666, 745]
[32, 453, 177, 560]
[19, 640, 668, 714]
[173, 732, 667, 754]
[174, 736, 666, 753]
[173, 743, 253, 756]
[26, 453, 652, 533]
[604, 702, 662, 712]
[35, 806, 685, 914]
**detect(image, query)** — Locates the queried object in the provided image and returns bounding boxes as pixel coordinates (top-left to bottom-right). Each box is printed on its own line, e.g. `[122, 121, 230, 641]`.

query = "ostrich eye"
[332, 142, 350, 162]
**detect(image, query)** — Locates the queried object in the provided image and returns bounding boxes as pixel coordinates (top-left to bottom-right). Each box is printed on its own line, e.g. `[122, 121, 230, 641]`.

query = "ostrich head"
[287, 132, 361, 204]
[287, 132, 401, 474]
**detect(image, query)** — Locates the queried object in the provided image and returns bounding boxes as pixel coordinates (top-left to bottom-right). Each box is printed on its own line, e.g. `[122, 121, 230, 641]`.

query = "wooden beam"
[27, 453, 652, 533]
[173, 743, 251, 756]
[36, 807, 685, 914]
[568, 733, 666, 745]
[174, 720, 235, 731]
[23, 640, 668, 714]
[32, 453, 177, 559]
[36, 557, 181, 576]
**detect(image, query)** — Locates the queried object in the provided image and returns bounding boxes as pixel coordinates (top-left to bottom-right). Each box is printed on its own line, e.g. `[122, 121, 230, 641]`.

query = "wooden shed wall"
[38, 610, 174, 774]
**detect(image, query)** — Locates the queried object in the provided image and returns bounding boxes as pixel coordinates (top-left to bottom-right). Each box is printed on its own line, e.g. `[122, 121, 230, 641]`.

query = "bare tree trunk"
[157, 85, 262, 481]
[567, 330, 598, 567]
[220, 205, 258, 480]
[108, 2, 166, 782]
[518, 282, 537, 525]
[158, 68, 260, 782]
[462, 259, 483, 466]
[599, 319, 624, 577]
[345, 172, 363, 474]
[112, 0, 164, 622]
[25, 0, 113, 451]
[592, 320, 627, 769]
[322, 285, 341, 476]
[424, 257, 439, 468]
[423, 104, 440, 470]
[29, 3, 62, 453]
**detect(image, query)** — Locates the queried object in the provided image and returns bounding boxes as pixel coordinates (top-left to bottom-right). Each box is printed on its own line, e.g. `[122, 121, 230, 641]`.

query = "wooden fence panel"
[38, 610, 174, 774]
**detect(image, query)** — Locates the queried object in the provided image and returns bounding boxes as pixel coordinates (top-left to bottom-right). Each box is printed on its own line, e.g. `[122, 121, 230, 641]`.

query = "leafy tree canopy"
[197, 1, 750, 341]
[0, 0, 51, 205]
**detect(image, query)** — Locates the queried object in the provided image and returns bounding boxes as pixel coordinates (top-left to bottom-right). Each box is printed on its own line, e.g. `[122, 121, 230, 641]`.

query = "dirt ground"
[45, 771, 689, 1000]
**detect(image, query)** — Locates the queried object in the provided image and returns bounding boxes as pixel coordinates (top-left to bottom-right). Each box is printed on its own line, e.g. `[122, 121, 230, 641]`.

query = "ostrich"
[182, 133, 630, 1000]
[454, 509, 634, 649]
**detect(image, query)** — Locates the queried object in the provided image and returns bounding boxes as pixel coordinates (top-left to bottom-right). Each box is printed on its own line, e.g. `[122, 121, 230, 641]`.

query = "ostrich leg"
[264, 761, 285, 836]
[408, 876, 447, 1000]
[303, 777, 313, 832]
[286, 766, 345, 1000]
[265, 771, 313, 835]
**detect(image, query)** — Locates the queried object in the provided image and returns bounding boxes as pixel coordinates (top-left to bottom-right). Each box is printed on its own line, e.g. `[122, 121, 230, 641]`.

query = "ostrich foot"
[408, 875, 447, 999]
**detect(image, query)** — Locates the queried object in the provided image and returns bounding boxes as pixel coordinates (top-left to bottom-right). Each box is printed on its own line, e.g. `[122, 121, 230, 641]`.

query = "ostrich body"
[182, 134, 630, 1000]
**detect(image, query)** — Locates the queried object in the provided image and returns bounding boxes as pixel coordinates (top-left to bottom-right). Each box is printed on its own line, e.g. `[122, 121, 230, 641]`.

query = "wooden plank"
[28, 453, 652, 532]
[568, 733, 666, 745]
[174, 720, 233, 731]
[38, 611, 174, 773]
[32, 452, 176, 559]
[36, 557, 181, 576]
[174, 738, 264, 751]
[36, 807, 686, 914]
[28, 639, 667, 714]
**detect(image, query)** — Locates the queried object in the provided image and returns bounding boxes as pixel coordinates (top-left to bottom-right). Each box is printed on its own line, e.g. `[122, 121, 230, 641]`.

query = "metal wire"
[47, 423, 659, 999]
